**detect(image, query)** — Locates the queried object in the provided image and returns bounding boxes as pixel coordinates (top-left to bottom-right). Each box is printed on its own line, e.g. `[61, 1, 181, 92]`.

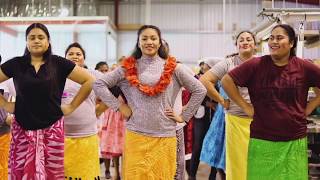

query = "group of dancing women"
[0, 21, 319, 180]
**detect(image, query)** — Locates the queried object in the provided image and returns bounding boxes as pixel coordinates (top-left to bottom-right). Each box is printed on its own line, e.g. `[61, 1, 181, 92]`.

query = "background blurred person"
[200, 31, 256, 180]
[63, 42, 102, 180]
[222, 24, 320, 180]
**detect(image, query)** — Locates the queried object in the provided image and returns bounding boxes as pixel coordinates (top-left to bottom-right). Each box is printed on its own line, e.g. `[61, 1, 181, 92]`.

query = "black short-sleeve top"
[1, 55, 75, 130]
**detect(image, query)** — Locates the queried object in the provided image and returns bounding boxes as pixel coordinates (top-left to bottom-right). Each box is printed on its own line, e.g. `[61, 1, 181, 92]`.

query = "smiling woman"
[221, 24, 320, 180]
[268, 24, 297, 66]
[93, 25, 207, 180]
[138, 28, 161, 57]
[199, 31, 256, 180]
[63, 42, 101, 180]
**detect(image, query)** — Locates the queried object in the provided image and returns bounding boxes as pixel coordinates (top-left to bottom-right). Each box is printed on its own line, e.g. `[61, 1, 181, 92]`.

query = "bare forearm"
[307, 88, 320, 113]
[221, 74, 248, 109]
[0, 95, 7, 108]
[200, 74, 223, 103]
[307, 98, 320, 111]
[96, 102, 108, 112]
[0, 95, 14, 113]
[70, 79, 93, 109]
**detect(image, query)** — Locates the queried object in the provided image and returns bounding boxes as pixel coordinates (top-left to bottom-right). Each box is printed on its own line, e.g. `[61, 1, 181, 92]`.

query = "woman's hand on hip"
[61, 104, 76, 116]
[165, 108, 184, 123]
[243, 103, 254, 118]
[119, 103, 132, 119]
[3, 102, 14, 114]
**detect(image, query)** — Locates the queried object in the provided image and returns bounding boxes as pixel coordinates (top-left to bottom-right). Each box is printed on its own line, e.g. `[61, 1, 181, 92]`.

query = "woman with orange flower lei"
[93, 25, 206, 179]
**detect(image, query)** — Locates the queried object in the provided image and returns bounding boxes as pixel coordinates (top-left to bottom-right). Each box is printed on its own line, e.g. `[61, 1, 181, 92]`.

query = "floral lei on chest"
[122, 56, 177, 96]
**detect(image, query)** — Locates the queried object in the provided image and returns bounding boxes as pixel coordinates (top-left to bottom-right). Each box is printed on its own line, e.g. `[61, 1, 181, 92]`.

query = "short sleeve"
[210, 60, 228, 79]
[228, 57, 260, 87]
[89, 70, 103, 79]
[0, 57, 19, 78]
[55, 56, 76, 79]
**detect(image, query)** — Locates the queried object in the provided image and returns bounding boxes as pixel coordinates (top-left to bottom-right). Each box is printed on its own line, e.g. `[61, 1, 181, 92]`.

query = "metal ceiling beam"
[259, 8, 320, 22]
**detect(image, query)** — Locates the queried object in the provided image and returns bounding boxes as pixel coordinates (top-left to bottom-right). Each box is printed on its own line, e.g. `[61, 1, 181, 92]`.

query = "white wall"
[0, 19, 115, 69]
[114, 1, 262, 65]
[98, 1, 261, 32]
[117, 31, 236, 65]
[1, 1, 318, 66]
[113, 1, 320, 64]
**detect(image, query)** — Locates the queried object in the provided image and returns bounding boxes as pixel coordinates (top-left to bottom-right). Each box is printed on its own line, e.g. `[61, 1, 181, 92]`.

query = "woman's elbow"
[198, 83, 207, 97]
[199, 74, 211, 89]
[84, 76, 94, 90]
[88, 75, 95, 84]
[221, 74, 233, 89]
[92, 79, 102, 92]
[199, 75, 206, 85]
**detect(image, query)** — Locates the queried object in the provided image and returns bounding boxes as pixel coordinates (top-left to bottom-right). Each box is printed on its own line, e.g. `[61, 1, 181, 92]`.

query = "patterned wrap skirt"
[100, 108, 126, 159]
[175, 128, 185, 180]
[122, 130, 177, 180]
[9, 118, 64, 180]
[247, 137, 308, 180]
[64, 134, 100, 180]
[0, 133, 10, 180]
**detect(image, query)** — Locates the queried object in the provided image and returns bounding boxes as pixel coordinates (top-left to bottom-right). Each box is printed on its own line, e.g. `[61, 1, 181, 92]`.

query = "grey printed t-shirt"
[210, 55, 251, 117]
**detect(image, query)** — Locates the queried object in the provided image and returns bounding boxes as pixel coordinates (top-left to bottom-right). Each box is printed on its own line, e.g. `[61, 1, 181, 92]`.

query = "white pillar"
[223, 0, 226, 33]
[145, 0, 151, 25]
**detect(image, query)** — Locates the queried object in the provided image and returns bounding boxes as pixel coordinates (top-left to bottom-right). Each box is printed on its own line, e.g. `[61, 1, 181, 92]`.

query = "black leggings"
[189, 115, 212, 177]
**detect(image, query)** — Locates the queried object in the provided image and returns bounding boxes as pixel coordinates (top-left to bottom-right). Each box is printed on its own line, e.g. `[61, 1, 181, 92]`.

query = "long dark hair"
[24, 23, 57, 93]
[226, 30, 256, 58]
[65, 42, 86, 59]
[24, 23, 52, 57]
[131, 25, 168, 59]
[271, 24, 297, 56]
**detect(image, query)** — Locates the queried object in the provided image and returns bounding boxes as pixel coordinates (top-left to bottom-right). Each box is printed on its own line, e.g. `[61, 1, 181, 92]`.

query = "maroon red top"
[229, 55, 320, 141]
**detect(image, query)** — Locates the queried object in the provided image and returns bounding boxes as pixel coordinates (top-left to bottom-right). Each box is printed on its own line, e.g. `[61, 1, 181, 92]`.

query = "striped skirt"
[123, 130, 177, 180]
[0, 133, 10, 180]
[247, 137, 308, 180]
[9, 118, 64, 180]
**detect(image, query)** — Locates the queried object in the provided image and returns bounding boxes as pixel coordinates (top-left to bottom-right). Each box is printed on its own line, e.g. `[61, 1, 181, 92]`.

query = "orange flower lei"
[122, 56, 177, 96]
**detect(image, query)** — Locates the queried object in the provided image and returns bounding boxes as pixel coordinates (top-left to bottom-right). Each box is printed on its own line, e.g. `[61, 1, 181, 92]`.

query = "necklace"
[122, 56, 177, 96]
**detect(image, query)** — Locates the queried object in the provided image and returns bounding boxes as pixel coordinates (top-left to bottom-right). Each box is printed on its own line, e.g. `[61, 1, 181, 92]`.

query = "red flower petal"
[122, 56, 176, 96]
